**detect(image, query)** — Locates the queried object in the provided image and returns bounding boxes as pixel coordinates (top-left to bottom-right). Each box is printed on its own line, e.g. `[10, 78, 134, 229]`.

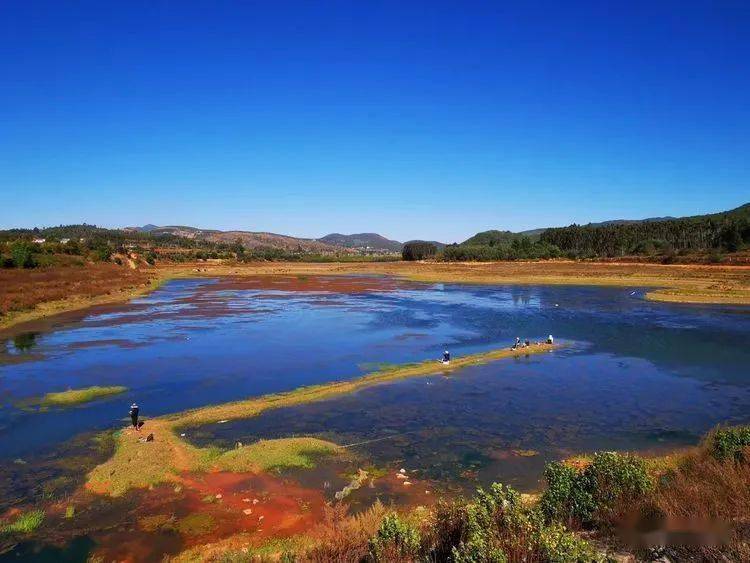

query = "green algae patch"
[30, 385, 127, 409]
[175, 513, 215, 536]
[86, 344, 557, 497]
[212, 437, 339, 472]
[138, 513, 174, 532]
[2, 509, 44, 534]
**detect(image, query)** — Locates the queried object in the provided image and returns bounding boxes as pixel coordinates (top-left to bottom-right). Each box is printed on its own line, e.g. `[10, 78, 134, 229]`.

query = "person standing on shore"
[130, 402, 140, 430]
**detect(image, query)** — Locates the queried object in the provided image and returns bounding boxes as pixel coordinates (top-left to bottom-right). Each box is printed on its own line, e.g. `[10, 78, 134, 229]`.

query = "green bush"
[449, 483, 597, 563]
[535, 521, 597, 563]
[540, 452, 652, 528]
[540, 462, 595, 525]
[710, 426, 750, 461]
[93, 246, 112, 262]
[451, 483, 517, 562]
[11, 241, 37, 268]
[369, 513, 421, 561]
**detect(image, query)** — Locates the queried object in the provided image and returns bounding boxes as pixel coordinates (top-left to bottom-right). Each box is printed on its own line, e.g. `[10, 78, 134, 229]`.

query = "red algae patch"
[85, 470, 328, 561]
[176, 471, 327, 541]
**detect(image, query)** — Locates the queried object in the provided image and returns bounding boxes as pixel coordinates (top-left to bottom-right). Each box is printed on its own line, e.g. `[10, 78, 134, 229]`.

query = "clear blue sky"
[2, 1, 748, 242]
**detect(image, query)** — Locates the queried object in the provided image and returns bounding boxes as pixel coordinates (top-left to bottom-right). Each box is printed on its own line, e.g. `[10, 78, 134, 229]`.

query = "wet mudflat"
[1, 275, 749, 559]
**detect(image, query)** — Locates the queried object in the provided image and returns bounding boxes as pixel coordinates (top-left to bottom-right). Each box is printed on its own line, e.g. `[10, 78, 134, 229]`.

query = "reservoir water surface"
[2, 275, 750, 492]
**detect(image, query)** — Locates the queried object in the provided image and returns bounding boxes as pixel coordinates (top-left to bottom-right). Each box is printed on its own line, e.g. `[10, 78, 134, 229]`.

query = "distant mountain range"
[126, 226, 447, 253]
[122, 203, 749, 254]
[124, 225, 339, 253]
[317, 233, 403, 252]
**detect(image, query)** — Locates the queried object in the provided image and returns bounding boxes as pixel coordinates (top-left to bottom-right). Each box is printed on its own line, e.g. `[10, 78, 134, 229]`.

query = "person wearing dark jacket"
[130, 403, 140, 430]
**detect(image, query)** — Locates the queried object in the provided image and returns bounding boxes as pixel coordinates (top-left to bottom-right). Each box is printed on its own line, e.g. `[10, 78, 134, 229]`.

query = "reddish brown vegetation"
[0, 264, 154, 316]
[638, 448, 750, 561]
[302, 502, 389, 562]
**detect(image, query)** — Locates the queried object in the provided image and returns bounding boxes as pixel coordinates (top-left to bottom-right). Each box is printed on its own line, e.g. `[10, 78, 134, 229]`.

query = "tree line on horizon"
[0, 224, 399, 268]
[539, 214, 750, 260]
[402, 206, 750, 262]
[4, 208, 750, 268]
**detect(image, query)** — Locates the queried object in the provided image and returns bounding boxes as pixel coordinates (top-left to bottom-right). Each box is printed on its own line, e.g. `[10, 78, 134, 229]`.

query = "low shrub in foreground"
[540, 451, 652, 528]
[708, 425, 750, 462]
[369, 514, 421, 561]
[427, 483, 596, 562]
[282, 483, 595, 562]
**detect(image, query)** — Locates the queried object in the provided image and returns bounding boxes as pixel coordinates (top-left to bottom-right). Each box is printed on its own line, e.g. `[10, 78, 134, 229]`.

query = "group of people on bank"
[512, 334, 553, 350]
[440, 334, 554, 365]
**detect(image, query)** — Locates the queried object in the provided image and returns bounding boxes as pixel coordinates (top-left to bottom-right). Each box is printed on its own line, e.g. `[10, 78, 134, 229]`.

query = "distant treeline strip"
[402, 205, 750, 262]
[539, 213, 750, 259]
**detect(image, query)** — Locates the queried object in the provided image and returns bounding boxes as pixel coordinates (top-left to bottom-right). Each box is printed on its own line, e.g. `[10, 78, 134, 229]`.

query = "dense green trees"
[540, 213, 750, 258]
[441, 237, 561, 261]
[402, 241, 438, 261]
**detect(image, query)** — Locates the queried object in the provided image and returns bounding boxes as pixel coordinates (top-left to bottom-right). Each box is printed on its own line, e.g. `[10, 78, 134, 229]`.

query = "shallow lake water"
[2, 275, 750, 491]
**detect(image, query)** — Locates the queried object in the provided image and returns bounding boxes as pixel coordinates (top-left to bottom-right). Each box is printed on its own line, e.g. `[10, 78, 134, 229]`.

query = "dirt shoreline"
[2, 260, 749, 332]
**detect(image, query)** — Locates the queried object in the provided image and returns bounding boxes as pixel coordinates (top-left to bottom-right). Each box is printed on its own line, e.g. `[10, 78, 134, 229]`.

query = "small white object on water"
[180, 433, 186, 437]
[218, 420, 228, 424]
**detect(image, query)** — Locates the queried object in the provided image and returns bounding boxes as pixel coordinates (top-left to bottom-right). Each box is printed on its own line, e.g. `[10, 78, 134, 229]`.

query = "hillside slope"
[129, 225, 340, 252]
[318, 233, 402, 252]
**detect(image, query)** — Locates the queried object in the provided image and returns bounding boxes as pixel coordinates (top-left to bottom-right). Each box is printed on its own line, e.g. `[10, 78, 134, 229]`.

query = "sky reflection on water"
[1, 276, 749, 484]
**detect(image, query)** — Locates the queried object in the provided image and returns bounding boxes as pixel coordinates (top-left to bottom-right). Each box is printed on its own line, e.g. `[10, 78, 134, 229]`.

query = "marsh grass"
[1, 509, 44, 534]
[33, 385, 127, 408]
[213, 437, 339, 472]
[171, 343, 555, 428]
[86, 345, 556, 497]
